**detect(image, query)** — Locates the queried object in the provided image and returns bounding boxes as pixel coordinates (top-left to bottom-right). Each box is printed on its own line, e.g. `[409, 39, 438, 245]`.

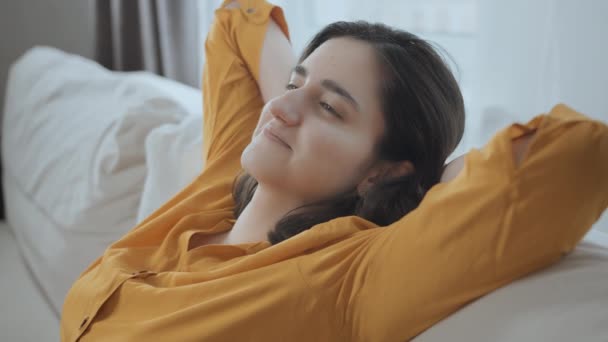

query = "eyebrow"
[292, 65, 361, 112]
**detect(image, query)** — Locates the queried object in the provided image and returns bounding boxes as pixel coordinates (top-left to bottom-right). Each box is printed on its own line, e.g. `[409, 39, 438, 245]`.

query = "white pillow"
[413, 228, 608, 342]
[2, 46, 195, 234]
[137, 113, 205, 223]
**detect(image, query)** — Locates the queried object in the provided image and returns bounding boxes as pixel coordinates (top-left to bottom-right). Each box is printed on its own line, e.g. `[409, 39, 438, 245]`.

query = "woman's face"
[241, 37, 386, 204]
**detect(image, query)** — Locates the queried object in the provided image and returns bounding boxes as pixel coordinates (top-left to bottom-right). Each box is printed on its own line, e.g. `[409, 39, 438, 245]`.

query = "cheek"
[300, 128, 373, 183]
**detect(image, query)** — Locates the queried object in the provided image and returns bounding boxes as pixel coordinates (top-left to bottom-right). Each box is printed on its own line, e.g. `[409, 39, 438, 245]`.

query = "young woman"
[60, 0, 607, 341]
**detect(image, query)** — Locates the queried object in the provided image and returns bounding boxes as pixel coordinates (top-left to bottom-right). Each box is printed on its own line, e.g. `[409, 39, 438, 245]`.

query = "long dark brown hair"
[233, 21, 465, 245]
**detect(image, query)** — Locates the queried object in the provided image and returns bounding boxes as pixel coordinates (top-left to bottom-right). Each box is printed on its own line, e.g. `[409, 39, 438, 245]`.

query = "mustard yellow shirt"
[60, 1, 608, 341]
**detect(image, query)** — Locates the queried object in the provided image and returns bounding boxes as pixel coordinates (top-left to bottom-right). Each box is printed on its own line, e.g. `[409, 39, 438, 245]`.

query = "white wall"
[473, 0, 608, 143]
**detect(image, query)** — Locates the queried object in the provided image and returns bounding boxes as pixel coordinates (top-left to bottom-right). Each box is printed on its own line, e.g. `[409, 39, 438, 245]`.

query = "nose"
[268, 93, 302, 126]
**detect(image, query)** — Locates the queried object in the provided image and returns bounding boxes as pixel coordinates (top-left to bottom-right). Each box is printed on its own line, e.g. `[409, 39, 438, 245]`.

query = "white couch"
[2, 46, 607, 341]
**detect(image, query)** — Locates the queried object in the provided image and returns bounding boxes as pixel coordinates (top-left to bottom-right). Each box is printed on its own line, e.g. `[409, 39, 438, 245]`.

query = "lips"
[263, 125, 291, 149]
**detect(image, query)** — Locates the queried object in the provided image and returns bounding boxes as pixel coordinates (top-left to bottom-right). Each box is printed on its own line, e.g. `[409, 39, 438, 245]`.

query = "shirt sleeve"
[133, 1, 290, 229]
[350, 104, 608, 341]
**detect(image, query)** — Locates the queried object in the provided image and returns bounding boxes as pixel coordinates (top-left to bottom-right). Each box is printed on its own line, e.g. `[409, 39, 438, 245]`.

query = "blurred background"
[1, 0, 607, 341]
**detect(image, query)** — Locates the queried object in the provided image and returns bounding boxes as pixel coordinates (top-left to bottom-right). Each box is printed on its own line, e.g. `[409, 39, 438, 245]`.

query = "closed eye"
[320, 102, 342, 119]
[285, 83, 342, 119]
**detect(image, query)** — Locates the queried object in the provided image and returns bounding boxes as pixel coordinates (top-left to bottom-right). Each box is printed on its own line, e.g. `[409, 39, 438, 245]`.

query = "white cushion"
[2, 46, 199, 235]
[137, 113, 205, 223]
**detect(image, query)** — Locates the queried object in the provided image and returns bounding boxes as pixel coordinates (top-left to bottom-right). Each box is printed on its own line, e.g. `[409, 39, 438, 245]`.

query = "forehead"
[300, 37, 382, 115]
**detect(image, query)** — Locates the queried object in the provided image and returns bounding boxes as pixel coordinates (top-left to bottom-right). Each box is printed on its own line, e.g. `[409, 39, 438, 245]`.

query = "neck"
[227, 184, 301, 245]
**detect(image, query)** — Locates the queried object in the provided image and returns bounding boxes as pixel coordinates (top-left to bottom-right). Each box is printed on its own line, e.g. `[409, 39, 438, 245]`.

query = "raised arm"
[131, 0, 294, 230]
[351, 104, 607, 340]
[440, 128, 538, 183]
[202, 0, 293, 166]
[259, 15, 296, 103]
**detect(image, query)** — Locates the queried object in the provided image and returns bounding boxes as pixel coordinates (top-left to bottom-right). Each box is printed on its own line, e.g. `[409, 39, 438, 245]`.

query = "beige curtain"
[95, 0, 201, 87]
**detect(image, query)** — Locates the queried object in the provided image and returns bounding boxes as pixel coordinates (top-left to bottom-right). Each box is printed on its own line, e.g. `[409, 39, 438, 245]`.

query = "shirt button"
[80, 316, 89, 329]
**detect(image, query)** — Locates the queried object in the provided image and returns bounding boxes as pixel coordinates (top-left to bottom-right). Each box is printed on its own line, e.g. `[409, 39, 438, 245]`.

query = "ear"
[357, 160, 415, 196]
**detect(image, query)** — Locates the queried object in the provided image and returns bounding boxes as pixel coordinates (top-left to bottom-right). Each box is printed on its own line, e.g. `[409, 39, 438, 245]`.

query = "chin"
[241, 149, 277, 184]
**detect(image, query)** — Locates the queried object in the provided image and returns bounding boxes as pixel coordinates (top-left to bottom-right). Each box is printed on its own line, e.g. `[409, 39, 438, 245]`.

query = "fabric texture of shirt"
[60, 0, 608, 341]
